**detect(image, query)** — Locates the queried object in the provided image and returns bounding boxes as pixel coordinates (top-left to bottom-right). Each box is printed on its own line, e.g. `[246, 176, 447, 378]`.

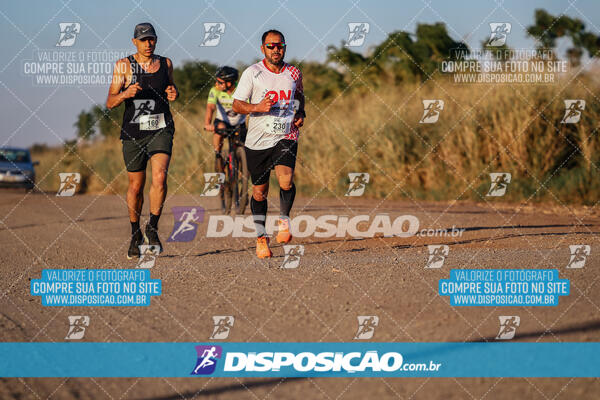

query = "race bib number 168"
[139, 113, 166, 131]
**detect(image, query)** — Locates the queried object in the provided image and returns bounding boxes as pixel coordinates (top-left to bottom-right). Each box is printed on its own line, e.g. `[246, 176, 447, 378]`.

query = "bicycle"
[214, 126, 249, 215]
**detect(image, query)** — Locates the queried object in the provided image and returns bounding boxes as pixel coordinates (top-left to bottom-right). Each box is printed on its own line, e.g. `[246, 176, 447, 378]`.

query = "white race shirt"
[233, 60, 303, 150]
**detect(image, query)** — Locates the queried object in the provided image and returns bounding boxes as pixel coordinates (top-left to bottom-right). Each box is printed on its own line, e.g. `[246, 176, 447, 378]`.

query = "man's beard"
[267, 53, 284, 65]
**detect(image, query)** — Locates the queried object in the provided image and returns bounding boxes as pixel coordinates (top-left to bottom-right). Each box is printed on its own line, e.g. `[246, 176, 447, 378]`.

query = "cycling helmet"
[215, 66, 239, 82]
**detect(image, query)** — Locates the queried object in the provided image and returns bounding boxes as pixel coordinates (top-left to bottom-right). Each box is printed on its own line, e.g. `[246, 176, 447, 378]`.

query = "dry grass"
[32, 74, 600, 204]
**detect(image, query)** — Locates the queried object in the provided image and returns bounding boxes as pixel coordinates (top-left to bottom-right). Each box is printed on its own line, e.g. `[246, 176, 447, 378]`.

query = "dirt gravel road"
[0, 191, 599, 399]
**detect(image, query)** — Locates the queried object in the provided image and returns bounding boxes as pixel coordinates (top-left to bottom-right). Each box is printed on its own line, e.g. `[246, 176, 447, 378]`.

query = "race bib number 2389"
[268, 116, 291, 135]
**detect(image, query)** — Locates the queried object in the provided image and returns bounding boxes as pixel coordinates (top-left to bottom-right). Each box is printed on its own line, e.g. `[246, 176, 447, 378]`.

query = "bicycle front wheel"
[215, 152, 227, 214]
[235, 146, 249, 215]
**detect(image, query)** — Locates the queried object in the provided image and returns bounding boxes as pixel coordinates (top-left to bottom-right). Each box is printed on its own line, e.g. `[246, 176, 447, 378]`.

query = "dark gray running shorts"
[122, 127, 174, 172]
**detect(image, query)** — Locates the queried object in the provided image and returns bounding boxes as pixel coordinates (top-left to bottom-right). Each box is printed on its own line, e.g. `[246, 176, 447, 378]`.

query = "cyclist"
[204, 66, 247, 162]
[106, 22, 178, 259]
[232, 29, 305, 258]
[204, 66, 248, 213]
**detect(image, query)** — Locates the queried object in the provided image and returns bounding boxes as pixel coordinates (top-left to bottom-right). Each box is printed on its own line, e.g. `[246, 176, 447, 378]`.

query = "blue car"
[0, 148, 38, 191]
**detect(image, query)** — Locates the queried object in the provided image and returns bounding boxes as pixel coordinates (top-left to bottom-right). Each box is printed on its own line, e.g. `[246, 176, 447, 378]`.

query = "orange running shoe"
[276, 217, 293, 244]
[256, 236, 273, 258]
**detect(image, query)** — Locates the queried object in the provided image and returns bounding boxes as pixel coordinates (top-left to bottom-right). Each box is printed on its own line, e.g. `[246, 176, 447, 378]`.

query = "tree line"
[72, 9, 599, 140]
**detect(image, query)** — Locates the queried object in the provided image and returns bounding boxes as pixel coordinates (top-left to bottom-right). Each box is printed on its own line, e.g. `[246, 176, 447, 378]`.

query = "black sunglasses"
[265, 42, 286, 50]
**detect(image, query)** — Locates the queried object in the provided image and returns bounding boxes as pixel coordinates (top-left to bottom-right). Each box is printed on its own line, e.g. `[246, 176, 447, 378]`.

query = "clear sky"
[1, 0, 598, 147]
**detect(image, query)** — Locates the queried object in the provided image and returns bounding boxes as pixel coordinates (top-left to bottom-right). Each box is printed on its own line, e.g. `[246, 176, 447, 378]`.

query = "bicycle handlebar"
[214, 126, 241, 137]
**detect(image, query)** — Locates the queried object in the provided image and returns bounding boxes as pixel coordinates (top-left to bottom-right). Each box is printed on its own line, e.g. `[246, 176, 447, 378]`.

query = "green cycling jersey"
[207, 87, 246, 126]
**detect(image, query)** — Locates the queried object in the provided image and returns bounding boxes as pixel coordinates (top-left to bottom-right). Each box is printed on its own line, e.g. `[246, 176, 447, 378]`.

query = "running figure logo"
[276, 98, 298, 118]
[191, 345, 222, 375]
[57, 172, 81, 196]
[354, 315, 379, 340]
[65, 315, 89, 340]
[200, 173, 225, 197]
[131, 100, 155, 123]
[345, 172, 370, 196]
[426, 245, 449, 269]
[291, 99, 301, 115]
[200, 23, 225, 47]
[420, 100, 444, 124]
[136, 245, 160, 268]
[168, 206, 204, 242]
[496, 316, 520, 340]
[487, 23, 511, 47]
[282, 245, 304, 269]
[210, 316, 234, 340]
[561, 100, 585, 124]
[346, 23, 370, 47]
[487, 172, 511, 197]
[566, 245, 590, 269]
[56, 23, 80, 47]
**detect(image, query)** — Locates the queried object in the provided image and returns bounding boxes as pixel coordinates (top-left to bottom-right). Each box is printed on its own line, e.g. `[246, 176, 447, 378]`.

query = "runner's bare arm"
[293, 91, 305, 127]
[106, 58, 141, 109]
[232, 95, 273, 114]
[293, 72, 305, 127]
[165, 58, 178, 101]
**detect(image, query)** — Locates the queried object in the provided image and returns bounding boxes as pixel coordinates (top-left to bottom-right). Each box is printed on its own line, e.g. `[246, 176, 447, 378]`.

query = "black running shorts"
[244, 139, 298, 185]
[121, 127, 174, 172]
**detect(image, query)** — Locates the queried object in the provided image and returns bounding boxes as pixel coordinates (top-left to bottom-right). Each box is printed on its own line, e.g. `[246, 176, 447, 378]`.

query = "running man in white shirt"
[232, 29, 305, 258]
